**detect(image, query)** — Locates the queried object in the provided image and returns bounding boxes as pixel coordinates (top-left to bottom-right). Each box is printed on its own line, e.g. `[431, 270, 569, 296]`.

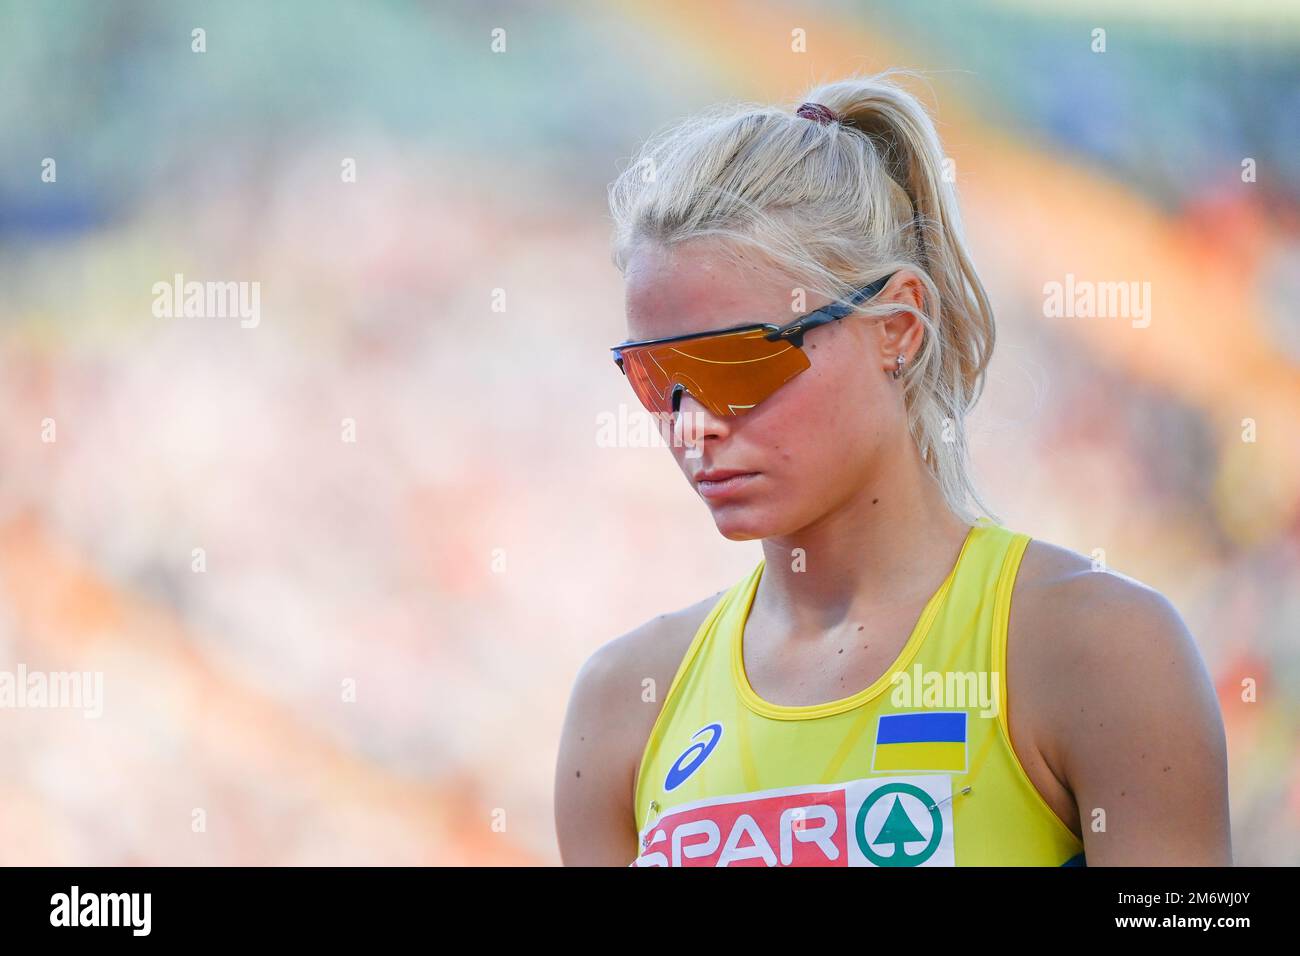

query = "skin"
[555, 238, 1231, 866]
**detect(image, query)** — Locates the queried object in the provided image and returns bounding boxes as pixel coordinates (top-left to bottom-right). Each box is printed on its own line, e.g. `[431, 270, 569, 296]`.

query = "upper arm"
[1039, 573, 1231, 865]
[554, 590, 723, 866]
[555, 640, 643, 866]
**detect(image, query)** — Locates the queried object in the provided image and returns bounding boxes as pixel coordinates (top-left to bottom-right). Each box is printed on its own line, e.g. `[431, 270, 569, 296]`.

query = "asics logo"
[665, 723, 723, 791]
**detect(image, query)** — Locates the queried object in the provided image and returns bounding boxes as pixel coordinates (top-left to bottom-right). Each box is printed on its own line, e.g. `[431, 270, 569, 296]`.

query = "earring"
[892, 353, 906, 379]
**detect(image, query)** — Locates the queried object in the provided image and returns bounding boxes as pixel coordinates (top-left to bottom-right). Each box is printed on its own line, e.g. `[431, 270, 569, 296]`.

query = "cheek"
[744, 364, 875, 476]
[787, 348, 883, 446]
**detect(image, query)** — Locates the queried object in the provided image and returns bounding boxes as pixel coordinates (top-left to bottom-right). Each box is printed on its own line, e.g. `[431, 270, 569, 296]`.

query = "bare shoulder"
[1008, 536, 1230, 863]
[587, 587, 728, 703]
[554, 586, 728, 865]
[1012, 536, 1201, 671]
[1010, 536, 1208, 716]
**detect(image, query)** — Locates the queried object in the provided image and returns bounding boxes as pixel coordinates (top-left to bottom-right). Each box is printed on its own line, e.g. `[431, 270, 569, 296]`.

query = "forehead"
[623, 239, 799, 342]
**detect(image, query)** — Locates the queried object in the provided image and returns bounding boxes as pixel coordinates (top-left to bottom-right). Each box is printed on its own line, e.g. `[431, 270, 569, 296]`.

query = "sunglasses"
[611, 271, 896, 418]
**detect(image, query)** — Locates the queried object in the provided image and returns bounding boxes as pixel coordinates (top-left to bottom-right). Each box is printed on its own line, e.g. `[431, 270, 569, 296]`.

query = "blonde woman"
[556, 73, 1230, 867]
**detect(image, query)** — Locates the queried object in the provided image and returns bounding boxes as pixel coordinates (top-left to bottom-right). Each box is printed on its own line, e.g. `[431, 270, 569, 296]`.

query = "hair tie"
[795, 102, 838, 125]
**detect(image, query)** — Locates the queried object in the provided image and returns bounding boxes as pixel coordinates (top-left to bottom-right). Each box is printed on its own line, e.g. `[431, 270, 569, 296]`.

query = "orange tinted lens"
[620, 328, 810, 417]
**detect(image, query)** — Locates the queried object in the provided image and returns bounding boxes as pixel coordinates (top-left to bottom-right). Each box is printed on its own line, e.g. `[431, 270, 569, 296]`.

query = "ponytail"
[814, 72, 997, 409]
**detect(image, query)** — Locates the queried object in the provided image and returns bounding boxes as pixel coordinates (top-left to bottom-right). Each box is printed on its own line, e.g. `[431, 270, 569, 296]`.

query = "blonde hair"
[608, 70, 998, 525]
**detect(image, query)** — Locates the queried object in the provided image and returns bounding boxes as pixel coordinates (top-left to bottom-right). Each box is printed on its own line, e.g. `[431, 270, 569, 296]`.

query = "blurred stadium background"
[0, 0, 1296, 864]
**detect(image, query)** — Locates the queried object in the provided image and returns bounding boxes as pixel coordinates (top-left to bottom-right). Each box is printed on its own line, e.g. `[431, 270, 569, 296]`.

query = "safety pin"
[641, 801, 662, 849]
[927, 786, 972, 811]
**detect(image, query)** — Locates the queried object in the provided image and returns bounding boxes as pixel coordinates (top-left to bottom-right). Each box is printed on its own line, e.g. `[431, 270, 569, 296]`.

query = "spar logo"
[634, 775, 955, 867]
[855, 781, 944, 866]
[664, 722, 722, 791]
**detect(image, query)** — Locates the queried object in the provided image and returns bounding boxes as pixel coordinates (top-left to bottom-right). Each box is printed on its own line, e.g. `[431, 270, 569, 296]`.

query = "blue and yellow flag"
[872, 712, 968, 772]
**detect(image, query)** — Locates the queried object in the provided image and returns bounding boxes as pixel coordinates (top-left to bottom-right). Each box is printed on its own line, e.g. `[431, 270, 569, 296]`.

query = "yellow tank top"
[631, 518, 1086, 867]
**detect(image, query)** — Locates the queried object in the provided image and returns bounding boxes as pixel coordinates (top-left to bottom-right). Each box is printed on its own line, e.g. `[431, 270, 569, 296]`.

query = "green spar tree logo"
[855, 782, 943, 866]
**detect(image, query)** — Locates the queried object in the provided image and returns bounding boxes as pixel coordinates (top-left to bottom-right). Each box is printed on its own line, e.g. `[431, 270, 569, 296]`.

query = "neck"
[754, 436, 973, 637]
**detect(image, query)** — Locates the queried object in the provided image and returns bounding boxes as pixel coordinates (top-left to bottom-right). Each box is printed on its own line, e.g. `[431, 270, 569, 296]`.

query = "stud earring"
[892, 353, 906, 379]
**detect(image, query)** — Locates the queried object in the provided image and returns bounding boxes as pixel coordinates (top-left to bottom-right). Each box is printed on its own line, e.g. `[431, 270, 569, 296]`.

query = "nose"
[671, 384, 730, 452]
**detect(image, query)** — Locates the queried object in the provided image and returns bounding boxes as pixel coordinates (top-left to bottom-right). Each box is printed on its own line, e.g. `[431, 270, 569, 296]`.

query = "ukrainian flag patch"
[872, 712, 968, 773]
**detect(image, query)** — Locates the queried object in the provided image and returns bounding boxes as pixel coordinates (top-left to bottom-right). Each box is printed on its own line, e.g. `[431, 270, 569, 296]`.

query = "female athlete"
[555, 72, 1231, 867]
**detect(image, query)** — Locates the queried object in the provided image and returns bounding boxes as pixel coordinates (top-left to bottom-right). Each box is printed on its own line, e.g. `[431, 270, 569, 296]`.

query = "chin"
[710, 509, 778, 542]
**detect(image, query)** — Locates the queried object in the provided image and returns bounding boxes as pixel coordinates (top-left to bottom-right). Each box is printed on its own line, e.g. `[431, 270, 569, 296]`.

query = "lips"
[695, 469, 759, 499]
[695, 469, 754, 483]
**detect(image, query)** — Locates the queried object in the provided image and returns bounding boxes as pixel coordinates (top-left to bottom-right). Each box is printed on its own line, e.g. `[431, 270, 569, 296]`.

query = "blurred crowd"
[0, 0, 1296, 864]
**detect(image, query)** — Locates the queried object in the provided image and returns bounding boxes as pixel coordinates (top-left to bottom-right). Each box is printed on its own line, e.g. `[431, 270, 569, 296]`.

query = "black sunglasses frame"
[611, 271, 897, 372]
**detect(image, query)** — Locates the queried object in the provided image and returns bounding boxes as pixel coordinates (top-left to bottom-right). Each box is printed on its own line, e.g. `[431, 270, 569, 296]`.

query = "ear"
[874, 270, 927, 374]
